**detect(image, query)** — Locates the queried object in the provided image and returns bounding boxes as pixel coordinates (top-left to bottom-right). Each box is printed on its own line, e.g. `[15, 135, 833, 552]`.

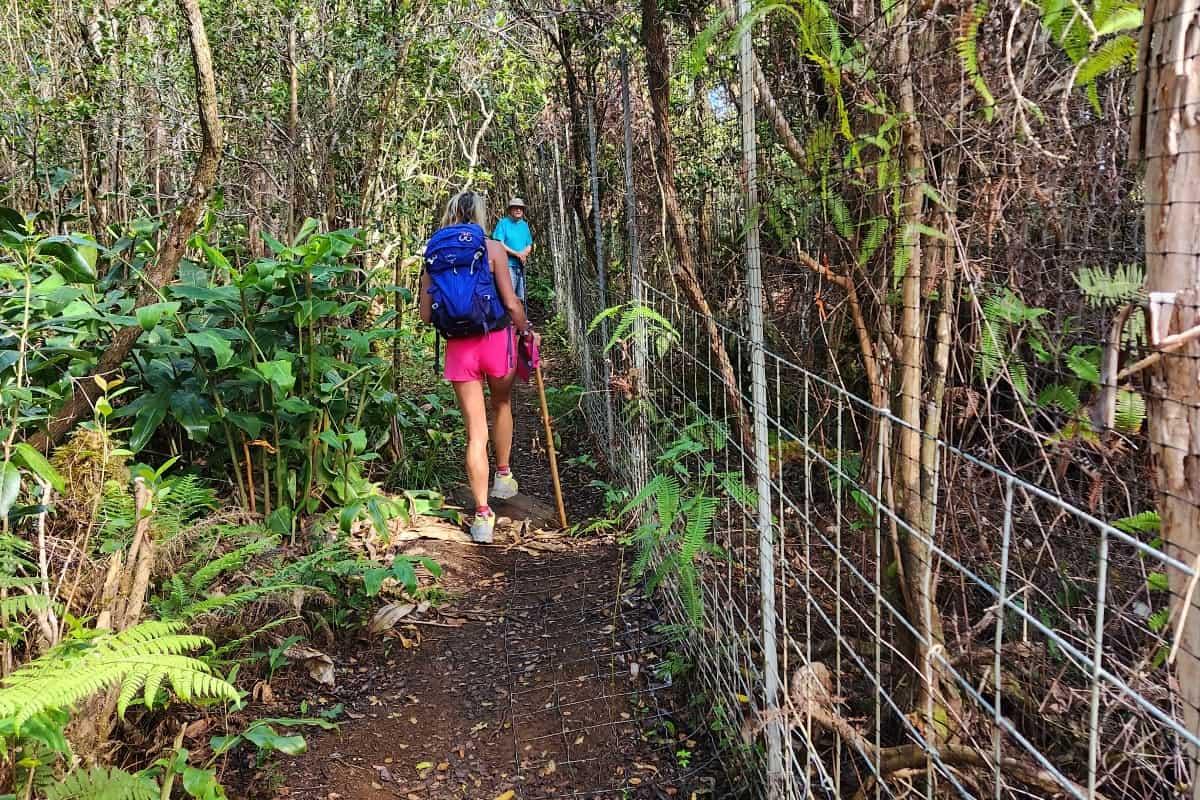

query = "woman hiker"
[492, 197, 533, 302]
[418, 191, 538, 543]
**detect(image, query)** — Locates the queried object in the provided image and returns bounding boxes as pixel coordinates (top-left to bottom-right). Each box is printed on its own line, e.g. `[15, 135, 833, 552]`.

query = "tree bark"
[641, 0, 752, 447]
[892, 6, 960, 745]
[287, 18, 301, 238]
[1132, 0, 1200, 793]
[31, 0, 224, 450]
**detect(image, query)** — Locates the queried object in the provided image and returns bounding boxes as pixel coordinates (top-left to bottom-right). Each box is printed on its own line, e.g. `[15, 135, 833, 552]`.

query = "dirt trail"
[278, 378, 721, 799]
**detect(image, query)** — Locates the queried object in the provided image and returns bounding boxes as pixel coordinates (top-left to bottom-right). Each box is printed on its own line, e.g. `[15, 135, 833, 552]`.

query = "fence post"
[586, 91, 616, 450]
[736, 0, 784, 794]
[620, 48, 648, 491]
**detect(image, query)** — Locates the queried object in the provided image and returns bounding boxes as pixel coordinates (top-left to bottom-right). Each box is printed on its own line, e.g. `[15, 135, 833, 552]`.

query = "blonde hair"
[441, 191, 488, 228]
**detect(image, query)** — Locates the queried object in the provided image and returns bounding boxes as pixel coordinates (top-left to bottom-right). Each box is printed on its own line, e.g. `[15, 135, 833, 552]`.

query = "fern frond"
[956, 2, 996, 119]
[1037, 384, 1082, 415]
[0, 620, 238, 727]
[46, 765, 158, 800]
[1074, 263, 1145, 308]
[857, 216, 888, 266]
[178, 584, 301, 620]
[152, 475, 218, 539]
[1075, 34, 1138, 88]
[1114, 388, 1146, 434]
[0, 592, 53, 618]
[1112, 510, 1160, 535]
[682, 495, 718, 561]
[189, 536, 279, 591]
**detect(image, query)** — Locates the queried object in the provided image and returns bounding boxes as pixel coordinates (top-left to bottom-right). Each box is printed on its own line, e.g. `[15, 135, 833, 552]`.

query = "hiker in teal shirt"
[492, 197, 533, 302]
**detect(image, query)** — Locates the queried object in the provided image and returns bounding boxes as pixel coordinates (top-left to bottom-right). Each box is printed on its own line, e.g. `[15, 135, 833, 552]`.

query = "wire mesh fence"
[529, 4, 1200, 798]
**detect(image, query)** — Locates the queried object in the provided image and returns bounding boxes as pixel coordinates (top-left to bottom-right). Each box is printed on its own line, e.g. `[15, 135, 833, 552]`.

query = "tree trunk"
[641, 0, 752, 448]
[1132, 0, 1200, 793]
[287, 18, 301, 238]
[892, 5, 960, 746]
[31, 0, 224, 451]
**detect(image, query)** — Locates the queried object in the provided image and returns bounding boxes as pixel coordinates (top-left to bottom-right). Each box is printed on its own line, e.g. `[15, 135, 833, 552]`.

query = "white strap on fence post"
[737, 0, 785, 794]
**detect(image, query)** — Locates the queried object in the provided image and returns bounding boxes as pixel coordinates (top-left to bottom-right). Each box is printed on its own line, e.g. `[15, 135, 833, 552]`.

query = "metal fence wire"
[531, 4, 1200, 799]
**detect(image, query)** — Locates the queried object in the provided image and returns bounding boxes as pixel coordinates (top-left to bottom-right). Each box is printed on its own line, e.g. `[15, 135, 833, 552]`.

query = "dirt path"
[277, 378, 721, 799]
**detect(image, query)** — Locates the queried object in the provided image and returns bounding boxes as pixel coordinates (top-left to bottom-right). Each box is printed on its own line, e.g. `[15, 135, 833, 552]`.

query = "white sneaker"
[469, 511, 495, 544]
[491, 471, 519, 500]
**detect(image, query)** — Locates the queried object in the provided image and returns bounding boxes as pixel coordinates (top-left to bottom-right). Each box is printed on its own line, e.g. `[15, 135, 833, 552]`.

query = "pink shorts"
[444, 326, 515, 383]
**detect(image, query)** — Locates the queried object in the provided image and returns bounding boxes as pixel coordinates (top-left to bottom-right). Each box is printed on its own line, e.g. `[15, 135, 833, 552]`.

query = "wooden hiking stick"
[533, 364, 569, 529]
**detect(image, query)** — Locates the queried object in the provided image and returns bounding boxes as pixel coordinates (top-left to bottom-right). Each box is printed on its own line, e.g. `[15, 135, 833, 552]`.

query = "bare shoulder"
[484, 239, 505, 269]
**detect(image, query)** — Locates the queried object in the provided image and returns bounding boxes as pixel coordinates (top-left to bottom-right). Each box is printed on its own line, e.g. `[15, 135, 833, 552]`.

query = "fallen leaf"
[284, 644, 336, 687]
[183, 718, 213, 739]
[415, 761, 434, 771]
[253, 681, 274, 703]
[374, 765, 394, 782]
[470, 721, 489, 733]
[494, 792, 516, 800]
[369, 602, 417, 635]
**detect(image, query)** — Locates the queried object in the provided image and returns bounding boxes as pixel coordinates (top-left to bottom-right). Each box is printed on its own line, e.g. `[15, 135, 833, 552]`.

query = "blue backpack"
[423, 223, 510, 342]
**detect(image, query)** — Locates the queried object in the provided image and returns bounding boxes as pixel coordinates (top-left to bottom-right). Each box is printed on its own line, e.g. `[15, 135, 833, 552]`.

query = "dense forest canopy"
[1, 0, 1199, 796]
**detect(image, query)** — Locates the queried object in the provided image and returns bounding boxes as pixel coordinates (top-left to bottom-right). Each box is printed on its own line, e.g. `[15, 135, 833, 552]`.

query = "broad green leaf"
[136, 302, 181, 332]
[196, 238, 232, 272]
[182, 765, 227, 799]
[226, 412, 264, 438]
[391, 557, 418, 593]
[292, 217, 320, 247]
[129, 402, 168, 453]
[37, 239, 97, 283]
[262, 231, 287, 256]
[244, 723, 307, 755]
[256, 360, 296, 393]
[0, 462, 20, 519]
[12, 444, 65, 492]
[185, 331, 235, 369]
[363, 567, 388, 596]
[0, 207, 25, 233]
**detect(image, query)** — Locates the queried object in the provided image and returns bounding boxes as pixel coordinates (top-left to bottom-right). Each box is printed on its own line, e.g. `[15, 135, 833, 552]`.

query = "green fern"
[974, 287, 1046, 399]
[152, 475, 218, 539]
[1074, 263, 1145, 307]
[1114, 388, 1146, 434]
[190, 536, 279, 591]
[46, 765, 158, 800]
[1075, 34, 1137, 90]
[1037, 383, 1083, 415]
[1037, 0, 1141, 114]
[0, 619, 239, 727]
[956, 2, 996, 120]
[857, 216, 888, 266]
[1112, 510, 1160, 535]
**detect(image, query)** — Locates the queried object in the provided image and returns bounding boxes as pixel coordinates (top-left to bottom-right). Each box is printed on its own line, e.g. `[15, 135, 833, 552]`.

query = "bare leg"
[487, 369, 517, 472]
[452, 380, 490, 509]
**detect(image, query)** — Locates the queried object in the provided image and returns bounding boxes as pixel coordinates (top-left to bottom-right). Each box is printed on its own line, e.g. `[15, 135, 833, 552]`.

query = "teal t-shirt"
[492, 216, 532, 269]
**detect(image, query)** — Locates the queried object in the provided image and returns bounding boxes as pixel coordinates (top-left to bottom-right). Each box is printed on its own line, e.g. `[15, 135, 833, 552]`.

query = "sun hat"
[507, 197, 526, 210]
